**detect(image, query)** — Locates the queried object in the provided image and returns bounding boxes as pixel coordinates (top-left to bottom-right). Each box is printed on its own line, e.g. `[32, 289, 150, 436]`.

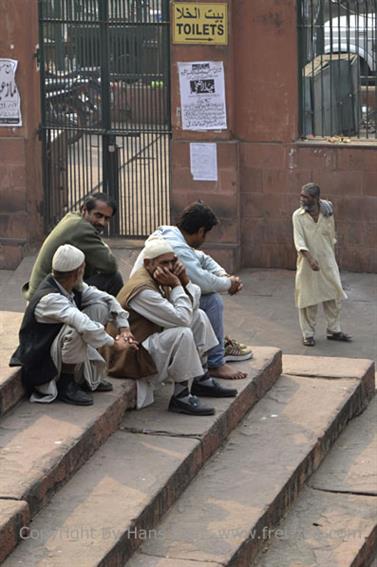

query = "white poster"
[0, 59, 22, 127]
[178, 61, 227, 131]
[190, 142, 218, 181]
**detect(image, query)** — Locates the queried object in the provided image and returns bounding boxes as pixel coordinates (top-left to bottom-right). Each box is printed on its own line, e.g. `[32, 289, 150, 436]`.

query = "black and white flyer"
[178, 61, 227, 131]
[0, 59, 22, 127]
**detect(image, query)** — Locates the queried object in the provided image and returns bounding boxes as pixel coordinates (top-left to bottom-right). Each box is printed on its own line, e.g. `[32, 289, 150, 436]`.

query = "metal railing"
[39, 0, 171, 237]
[298, 0, 377, 139]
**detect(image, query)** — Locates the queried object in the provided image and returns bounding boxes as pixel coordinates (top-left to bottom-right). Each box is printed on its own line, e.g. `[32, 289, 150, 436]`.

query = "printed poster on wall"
[178, 61, 227, 131]
[190, 143, 218, 181]
[0, 59, 22, 127]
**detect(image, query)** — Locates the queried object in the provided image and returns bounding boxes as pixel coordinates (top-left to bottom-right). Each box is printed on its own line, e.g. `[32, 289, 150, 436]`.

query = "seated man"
[24, 192, 123, 300]
[106, 238, 237, 415]
[11, 244, 134, 406]
[131, 201, 252, 381]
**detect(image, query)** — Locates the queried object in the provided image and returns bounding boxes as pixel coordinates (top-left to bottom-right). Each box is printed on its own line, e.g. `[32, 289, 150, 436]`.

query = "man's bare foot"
[209, 364, 247, 380]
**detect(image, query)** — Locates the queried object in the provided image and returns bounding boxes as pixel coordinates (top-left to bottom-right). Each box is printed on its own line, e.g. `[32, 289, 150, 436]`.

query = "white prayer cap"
[143, 238, 174, 260]
[52, 244, 85, 272]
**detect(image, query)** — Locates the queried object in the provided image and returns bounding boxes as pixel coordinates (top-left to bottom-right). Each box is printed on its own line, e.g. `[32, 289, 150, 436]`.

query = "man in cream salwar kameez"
[292, 183, 351, 347]
[106, 238, 238, 416]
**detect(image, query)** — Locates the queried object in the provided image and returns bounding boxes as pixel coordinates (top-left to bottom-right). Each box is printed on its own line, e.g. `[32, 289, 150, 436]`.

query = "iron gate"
[38, 0, 171, 237]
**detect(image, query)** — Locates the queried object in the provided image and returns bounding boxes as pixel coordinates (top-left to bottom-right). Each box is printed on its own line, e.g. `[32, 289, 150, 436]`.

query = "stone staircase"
[0, 344, 375, 566]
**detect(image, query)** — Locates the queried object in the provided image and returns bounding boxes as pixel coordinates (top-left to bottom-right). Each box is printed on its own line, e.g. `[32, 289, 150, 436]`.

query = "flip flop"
[327, 332, 352, 342]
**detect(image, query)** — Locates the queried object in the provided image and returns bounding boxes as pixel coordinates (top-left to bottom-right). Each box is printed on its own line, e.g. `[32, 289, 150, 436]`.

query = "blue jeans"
[199, 292, 225, 368]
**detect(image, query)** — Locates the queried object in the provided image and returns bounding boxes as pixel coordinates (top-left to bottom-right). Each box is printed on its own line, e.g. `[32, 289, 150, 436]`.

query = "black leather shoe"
[82, 378, 114, 393]
[168, 395, 215, 416]
[95, 379, 113, 392]
[58, 379, 93, 406]
[191, 378, 237, 398]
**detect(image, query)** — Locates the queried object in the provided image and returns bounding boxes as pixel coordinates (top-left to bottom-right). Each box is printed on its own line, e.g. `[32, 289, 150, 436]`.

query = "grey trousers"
[136, 308, 218, 409]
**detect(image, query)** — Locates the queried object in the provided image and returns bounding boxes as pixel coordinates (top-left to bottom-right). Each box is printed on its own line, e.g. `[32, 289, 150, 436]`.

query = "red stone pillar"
[0, 0, 42, 269]
[170, 0, 240, 272]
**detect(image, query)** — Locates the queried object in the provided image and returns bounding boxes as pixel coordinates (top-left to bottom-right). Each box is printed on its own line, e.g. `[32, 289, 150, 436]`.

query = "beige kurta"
[292, 208, 347, 309]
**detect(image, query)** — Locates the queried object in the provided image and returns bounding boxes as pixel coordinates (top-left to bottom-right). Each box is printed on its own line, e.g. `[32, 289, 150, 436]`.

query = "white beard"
[74, 275, 84, 291]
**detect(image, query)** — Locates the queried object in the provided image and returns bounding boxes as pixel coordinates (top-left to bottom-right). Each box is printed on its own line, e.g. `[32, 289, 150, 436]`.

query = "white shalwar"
[31, 281, 129, 403]
[129, 281, 218, 409]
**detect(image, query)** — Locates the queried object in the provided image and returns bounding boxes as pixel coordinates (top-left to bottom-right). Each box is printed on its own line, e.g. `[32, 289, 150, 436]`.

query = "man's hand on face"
[153, 266, 181, 288]
[228, 275, 243, 295]
[172, 260, 190, 287]
[114, 329, 139, 351]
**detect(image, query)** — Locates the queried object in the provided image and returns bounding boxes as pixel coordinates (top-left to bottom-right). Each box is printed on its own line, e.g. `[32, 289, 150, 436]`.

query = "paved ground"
[224, 268, 377, 364]
[0, 251, 376, 366]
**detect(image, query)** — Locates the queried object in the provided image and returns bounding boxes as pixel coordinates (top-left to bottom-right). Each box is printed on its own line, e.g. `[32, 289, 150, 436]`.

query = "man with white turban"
[106, 238, 238, 415]
[130, 201, 252, 381]
[11, 244, 135, 406]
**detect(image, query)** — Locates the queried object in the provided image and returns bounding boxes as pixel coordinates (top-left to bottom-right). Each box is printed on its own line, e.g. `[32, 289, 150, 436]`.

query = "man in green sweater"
[24, 193, 123, 300]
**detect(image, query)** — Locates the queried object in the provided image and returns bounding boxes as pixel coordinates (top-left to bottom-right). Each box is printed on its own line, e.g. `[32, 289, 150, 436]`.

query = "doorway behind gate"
[39, 0, 171, 237]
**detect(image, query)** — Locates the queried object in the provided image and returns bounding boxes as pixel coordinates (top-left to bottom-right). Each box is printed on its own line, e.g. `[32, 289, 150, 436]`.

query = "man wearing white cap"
[106, 238, 238, 415]
[130, 201, 253, 381]
[11, 244, 136, 406]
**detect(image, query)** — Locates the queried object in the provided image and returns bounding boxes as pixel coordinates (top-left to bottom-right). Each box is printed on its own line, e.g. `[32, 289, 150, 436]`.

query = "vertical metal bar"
[336, 0, 342, 134]
[163, 0, 171, 223]
[374, 0, 377, 139]
[99, 0, 110, 193]
[38, 0, 50, 232]
[298, 0, 304, 137]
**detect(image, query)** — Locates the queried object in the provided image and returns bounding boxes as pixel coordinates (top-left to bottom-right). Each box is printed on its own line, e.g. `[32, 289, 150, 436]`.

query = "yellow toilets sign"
[172, 3, 228, 45]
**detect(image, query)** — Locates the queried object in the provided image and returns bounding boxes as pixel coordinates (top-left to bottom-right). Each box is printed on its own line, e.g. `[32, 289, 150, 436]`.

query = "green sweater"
[25, 212, 118, 300]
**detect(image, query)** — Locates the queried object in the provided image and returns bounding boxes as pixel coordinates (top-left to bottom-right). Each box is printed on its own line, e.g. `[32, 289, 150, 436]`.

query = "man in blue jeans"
[131, 202, 252, 380]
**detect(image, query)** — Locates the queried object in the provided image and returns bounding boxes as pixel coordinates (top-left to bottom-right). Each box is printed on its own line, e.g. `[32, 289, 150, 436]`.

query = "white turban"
[52, 244, 85, 272]
[143, 238, 174, 260]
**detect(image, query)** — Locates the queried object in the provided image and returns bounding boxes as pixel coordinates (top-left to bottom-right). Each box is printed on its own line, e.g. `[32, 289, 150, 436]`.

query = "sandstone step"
[0, 347, 281, 565]
[0, 501, 29, 564]
[0, 255, 36, 416]
[128, 357, 375, 567]
[0, 311, 24, 417]
[0, 378, 136, 562]
[308, 396, 377, 495]
[251, 397, 377, 567]
[251, 488, 376, 567]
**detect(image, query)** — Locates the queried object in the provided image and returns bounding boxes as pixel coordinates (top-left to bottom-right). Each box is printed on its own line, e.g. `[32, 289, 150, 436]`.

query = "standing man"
[24, 192, 123, 300]
[106, 238, 237, 415]
[130, 201, 252, 381]
[292, 182, 352, 347]
[11, 244, 135, 405]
